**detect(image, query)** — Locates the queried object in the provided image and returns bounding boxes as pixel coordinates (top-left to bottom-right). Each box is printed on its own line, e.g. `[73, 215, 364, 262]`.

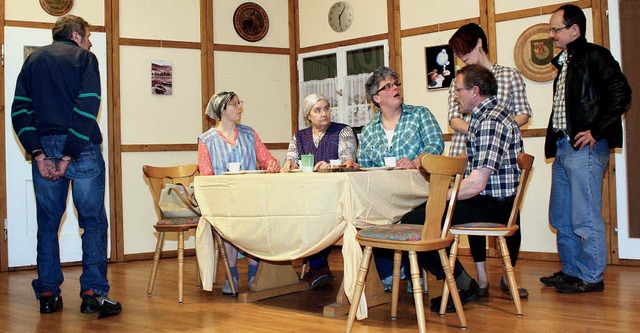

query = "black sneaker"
[429, 279, 480, 313]
[302, 266, 334, 290]
[540, 271, 579, 287]
[40, 295, 63, 314]
[555, 279, 604, 294]
[81, 294, 122, 317]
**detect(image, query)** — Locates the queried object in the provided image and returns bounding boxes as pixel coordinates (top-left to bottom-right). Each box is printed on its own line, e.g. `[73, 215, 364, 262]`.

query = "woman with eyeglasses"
[279, 93, 358, 289]
[198, 91, 280, 294]
[358, 66, 444, 169]
[359, 66, 445, 293]
[281, 93, 358, 173]
[447, 23, 532, 299]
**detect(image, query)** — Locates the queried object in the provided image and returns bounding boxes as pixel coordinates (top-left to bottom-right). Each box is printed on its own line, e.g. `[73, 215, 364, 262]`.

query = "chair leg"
[148, 231, 165, 296]
[299, 258, 308, 279]
[438, 248, 467, 329]
[345, 246, 373, 333]
[422, 267, 429, 294]
[408, 251, 427, 333]
[498, 236, 523, 316]
[212, 232, 219, 284]
[440, 235, 460, 315]
[391, 250, 403, 320]
[178, 231, 185, 304]
[214, 231, 237, 295]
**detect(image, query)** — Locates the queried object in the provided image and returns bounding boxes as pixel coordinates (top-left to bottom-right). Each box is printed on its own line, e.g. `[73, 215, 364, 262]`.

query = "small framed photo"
[425, 45, 455, 91]
[151, 60, 173, 95]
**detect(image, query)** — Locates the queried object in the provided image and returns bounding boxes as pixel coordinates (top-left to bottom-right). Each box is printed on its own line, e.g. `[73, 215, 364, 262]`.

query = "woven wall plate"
[39, 0, 74, 16]
[514, 23, 561, 82]
[233, 2, 269, 42]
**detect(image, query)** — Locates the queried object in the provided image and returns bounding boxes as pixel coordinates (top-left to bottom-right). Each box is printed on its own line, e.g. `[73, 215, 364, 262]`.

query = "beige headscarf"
[205, 91, 236, 120]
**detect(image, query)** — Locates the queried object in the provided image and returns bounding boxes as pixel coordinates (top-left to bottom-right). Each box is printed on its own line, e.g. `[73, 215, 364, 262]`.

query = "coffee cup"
[329, 159, 342, 168]
[227, 162, 241, 173]
[384, 156, 397, 168]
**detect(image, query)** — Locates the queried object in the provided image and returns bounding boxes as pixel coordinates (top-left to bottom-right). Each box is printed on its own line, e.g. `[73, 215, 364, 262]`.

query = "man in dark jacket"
[540, 4, 632, 293]
[11, 15, 121, 316]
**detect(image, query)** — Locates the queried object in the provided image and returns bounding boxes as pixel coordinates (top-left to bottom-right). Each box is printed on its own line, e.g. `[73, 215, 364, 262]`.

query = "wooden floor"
[1, 249, 639, 332]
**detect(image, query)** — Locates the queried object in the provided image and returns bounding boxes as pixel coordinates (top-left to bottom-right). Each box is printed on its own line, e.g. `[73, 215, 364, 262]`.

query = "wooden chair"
[442, 153, 534, 317]
[345, 154, 469, 332]
[143, 164, 236, 303]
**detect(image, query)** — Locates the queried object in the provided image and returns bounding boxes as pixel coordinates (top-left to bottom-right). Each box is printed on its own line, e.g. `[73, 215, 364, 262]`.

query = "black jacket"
[544, 36, 632, 158]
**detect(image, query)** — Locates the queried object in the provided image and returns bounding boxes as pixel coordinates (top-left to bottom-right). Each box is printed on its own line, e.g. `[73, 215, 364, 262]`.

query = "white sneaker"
[222, 277, 238, 294]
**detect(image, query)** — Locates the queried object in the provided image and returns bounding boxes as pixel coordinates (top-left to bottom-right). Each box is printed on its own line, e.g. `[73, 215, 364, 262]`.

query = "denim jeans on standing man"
[550, 137, 609, 283]
[31, 135, 110, 299]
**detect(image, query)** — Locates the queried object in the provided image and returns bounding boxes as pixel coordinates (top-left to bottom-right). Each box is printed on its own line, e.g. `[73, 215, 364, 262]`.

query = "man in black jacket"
[540, 4, 632, 293]
[11, 15, 121, 316]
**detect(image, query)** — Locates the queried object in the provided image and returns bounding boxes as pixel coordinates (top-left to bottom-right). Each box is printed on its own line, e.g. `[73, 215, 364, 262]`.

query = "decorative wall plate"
[233, 2, 269, 42]
[39, 0, 74, 16]
[514, 23, 561, 82]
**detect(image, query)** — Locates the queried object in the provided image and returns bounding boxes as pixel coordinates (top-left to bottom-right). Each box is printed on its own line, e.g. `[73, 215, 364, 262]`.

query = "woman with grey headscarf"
[197, 91, 280, 294]
[281, 93, 358, 172]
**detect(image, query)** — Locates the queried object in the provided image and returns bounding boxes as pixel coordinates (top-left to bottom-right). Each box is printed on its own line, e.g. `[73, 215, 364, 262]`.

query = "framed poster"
[425, 45, 455, 90]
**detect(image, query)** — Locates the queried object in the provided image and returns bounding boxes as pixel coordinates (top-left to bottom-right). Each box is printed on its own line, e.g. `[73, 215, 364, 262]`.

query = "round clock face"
[328, 2, 353, 33]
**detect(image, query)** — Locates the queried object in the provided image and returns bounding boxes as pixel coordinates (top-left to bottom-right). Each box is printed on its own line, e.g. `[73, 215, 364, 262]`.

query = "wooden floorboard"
[1, 249, 639, 332]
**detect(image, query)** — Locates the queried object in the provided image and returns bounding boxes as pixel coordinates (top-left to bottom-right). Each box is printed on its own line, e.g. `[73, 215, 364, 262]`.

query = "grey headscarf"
[205, 91, 236, 120]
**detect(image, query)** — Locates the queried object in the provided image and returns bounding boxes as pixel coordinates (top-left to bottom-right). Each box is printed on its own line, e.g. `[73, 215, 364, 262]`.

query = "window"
[298, 41, 388, 130]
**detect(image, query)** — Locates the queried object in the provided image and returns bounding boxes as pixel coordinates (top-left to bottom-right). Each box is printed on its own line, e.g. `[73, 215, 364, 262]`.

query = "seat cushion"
[453, 222, 506, 229]
[357, 224, 423, 241]
[156, 216, 200, 226]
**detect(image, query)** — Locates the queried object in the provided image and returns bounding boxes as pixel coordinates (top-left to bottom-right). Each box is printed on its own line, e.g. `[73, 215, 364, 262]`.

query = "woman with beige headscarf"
[198, 91, 280, 294]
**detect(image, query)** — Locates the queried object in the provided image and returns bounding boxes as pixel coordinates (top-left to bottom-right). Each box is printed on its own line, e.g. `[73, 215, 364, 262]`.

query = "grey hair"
[364, 66, 400, 108]
[457, 64, 497, 97]
[301, 93, 329, 127]
[205, 91, 236, 120]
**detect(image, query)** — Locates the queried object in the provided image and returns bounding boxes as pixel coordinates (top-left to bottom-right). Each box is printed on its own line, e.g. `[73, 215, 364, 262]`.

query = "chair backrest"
[142, 164, 199, 216]
[420, 154, 467, 241]
[505, 153, 535, 228]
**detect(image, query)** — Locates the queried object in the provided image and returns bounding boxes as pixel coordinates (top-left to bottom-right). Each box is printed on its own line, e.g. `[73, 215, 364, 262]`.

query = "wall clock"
[39, 0, 74, 16]
[233, 2, 269, 42]
[328, 1, 353, 33]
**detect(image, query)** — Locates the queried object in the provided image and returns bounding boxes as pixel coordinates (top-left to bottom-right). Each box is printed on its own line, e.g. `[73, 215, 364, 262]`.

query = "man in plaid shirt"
[426, 64, 524, 313]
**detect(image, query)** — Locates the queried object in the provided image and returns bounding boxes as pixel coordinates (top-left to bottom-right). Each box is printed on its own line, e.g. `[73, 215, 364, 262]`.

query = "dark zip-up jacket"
[544, 36, 632, 158]
[11, 38, 102, 159]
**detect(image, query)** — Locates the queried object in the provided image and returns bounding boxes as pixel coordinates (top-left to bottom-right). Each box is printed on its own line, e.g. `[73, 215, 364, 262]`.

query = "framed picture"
[151, 61, 173, 95]
[425, 45, 455, 90]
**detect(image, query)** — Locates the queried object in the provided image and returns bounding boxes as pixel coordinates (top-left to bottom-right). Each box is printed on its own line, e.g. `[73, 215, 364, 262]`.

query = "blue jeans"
[31, 135, 110, 299]
[550, 137, 609, 283]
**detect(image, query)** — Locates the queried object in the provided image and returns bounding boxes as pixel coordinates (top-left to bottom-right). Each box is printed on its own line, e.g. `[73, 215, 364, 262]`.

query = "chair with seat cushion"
[143, 164, 236, 303]
[345, 154, 468, 332]
[442, 152, 534, 317]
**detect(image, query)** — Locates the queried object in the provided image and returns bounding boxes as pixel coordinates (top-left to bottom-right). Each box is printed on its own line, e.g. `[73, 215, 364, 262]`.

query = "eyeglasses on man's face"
[228, 100, 244, 108]
[549, 25, 570, 34]
[453, 87, 471, 94]
[376, 81, 401, 95]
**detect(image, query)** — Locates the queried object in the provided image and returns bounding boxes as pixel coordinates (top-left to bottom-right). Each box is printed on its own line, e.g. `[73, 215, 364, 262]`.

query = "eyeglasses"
[228, 100, 244, 108]
[454, 87, 470, 93]
[549, 25, 570, 34]
[375, 81, 401, 95]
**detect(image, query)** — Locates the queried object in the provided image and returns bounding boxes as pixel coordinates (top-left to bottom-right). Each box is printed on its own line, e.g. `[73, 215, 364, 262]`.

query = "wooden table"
[195, 169, 429, 319]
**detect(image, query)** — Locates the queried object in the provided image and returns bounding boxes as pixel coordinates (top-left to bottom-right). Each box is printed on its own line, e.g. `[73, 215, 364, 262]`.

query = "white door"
[4, 27, 110, 268]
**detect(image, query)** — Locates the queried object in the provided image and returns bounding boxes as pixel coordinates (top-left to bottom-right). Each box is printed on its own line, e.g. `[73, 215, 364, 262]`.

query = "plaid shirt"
[466, 97, 523, 198]
[358, 104, 444, 167]
[552, 51, 568, 131]
[448, 63, 532, 156]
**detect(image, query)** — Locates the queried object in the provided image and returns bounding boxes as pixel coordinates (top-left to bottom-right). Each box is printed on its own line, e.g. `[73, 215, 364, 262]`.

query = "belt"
[554, 130, 570, 140]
